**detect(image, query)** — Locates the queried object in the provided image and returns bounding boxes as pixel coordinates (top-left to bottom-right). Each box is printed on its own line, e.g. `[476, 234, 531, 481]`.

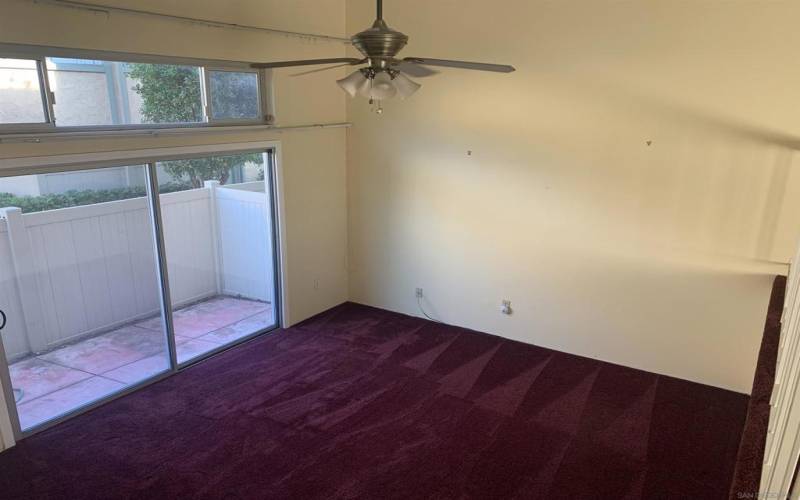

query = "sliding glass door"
[153, 152, 278, 365]
[0, 165, 172, 430]
[0, 147, 280, 434]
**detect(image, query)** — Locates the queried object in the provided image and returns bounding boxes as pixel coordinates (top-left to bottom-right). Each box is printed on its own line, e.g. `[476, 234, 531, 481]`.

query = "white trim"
[0, 122, 351, 145]
[0, 139, 273, 173]
[271, 142, 290, 328]
[761, 242, 800, 499]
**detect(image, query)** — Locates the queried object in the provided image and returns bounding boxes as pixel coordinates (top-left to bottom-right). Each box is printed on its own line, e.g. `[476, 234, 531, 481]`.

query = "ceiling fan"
[252, 0, 515, 113]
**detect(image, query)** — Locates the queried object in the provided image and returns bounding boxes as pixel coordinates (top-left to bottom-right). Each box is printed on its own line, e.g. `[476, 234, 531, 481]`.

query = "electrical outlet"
[415, 287, 424, 298]
[501, 300, 513, 315]
[313, 278, 320, 290]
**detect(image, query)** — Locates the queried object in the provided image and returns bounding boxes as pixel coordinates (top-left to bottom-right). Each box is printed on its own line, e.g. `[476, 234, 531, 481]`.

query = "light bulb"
[369, 72, 397, 100]
[392, 72, 421, 99]
[337, 70, 368, 98]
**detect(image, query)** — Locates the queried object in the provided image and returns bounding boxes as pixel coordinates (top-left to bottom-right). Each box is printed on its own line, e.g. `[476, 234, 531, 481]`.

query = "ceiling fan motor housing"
[351, 19, 408, 68]
[251, 0, 514, 99]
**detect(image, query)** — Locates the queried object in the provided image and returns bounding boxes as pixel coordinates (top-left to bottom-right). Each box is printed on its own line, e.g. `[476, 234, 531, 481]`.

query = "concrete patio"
[9, 296, 274, 430]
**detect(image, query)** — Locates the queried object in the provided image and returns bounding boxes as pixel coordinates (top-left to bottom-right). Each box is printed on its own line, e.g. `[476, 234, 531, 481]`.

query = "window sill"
[0, 122, 352, 144]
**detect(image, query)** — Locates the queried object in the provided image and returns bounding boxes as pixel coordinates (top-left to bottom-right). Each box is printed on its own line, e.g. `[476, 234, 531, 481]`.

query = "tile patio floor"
[9, 296, 274, 430]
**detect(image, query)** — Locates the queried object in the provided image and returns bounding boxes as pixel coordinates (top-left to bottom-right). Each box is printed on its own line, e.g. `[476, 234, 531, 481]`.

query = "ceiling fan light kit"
[253, 0, 515, 113]
[392, 72, 422, 99]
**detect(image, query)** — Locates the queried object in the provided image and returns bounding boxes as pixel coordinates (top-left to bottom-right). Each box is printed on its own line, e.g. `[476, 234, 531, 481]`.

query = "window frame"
[0, 43, 272, 134]
[0, 140, 287, 440]
[0, 53, 56, 133]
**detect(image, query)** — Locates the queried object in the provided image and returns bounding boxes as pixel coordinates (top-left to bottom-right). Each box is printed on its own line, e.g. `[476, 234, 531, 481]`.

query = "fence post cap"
[0, 207, 22, 217]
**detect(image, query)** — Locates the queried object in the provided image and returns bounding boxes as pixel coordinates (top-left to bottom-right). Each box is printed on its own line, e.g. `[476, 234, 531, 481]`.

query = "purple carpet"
[0, 302, 752, 499]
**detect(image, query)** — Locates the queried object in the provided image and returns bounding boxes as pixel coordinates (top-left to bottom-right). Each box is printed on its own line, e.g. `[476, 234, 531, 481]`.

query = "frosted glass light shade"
[393, 72, 421, 99]
[337, 70, 368, 98]
[369, 72, 397, 100]
[355, 76, 372, 97]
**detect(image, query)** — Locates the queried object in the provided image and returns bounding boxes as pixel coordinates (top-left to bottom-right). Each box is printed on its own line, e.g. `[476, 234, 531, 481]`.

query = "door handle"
[0, 310, 6, 330]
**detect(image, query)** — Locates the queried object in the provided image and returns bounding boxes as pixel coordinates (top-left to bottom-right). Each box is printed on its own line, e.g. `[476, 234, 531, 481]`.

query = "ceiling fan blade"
[251, 58, 364, 69]
[290, 63, 358, 77]
[403, 57, 515, 73]
[394, 61, 439, 78]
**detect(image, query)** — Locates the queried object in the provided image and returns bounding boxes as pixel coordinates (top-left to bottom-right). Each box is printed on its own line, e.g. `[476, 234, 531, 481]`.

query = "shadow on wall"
[362, 68, 800, 269]
[574, 74, 800, 265]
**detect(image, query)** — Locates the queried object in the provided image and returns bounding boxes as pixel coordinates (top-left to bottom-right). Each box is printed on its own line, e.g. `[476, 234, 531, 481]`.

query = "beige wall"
[0, 0, 350, 328]
[346, 0, 800, 393]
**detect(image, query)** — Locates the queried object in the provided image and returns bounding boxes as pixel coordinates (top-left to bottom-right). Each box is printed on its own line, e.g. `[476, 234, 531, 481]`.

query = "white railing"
[761, 240, 800, 499]
[0, 181, 273, 360]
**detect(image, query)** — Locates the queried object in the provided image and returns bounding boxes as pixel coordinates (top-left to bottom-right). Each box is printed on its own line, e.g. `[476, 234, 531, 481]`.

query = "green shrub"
[0, 182, 194, 214]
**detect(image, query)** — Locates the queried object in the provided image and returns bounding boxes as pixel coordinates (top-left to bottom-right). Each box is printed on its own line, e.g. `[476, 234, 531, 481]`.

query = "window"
[47, 58, 206, 127]
[47, 58, 121, 127]
[0, 58, 48, 126]
[207, 70, 261, 121]
[0, 48, 268, 132]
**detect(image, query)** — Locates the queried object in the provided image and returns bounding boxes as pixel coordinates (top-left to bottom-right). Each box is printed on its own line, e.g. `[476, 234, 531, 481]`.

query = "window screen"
[208, 70, 261, 121]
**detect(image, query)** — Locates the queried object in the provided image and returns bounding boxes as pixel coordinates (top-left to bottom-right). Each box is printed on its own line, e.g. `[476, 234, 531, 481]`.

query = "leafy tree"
[127, 64, 262, 187]
[127, 64, 204, 123]
[158, 155, 262, 188]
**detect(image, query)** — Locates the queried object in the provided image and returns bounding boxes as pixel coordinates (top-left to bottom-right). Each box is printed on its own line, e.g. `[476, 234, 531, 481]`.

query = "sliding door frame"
[145, 163, 180, 371]
[157, 149, 285, 370]
[0, 140, 287, 440]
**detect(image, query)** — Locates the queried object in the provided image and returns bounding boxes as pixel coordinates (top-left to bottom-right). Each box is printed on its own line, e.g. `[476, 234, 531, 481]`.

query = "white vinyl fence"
[0, 181, 274, 360]
[215, 182, 274, 302]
